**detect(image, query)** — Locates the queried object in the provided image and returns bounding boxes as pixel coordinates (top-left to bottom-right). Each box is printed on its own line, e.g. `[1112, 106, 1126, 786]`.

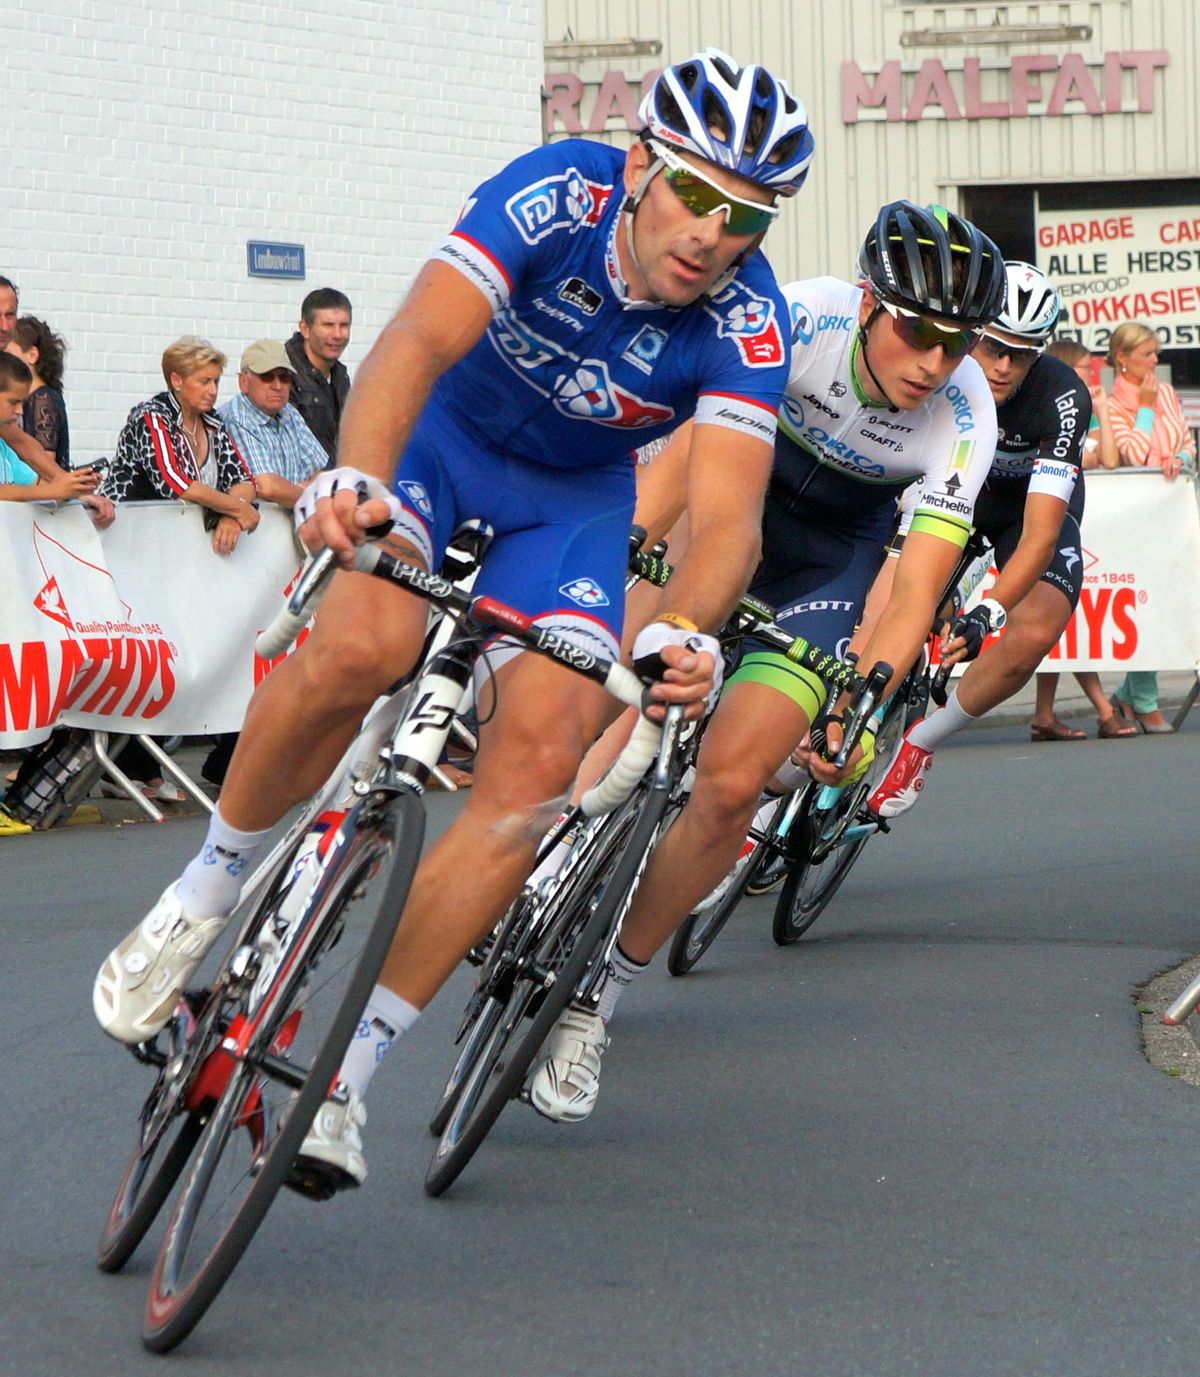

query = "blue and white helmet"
[996, 261, 1062, 343]
[638, 48, 815, 195]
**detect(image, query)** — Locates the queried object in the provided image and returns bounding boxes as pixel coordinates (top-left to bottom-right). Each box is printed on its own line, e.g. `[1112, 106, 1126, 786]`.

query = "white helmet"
[638, 48, 814, 195]
[996, 261, 1062, 344]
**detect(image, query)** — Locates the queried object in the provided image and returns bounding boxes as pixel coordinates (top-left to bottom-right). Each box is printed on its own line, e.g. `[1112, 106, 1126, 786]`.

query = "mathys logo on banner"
[1037, 204, 1200, 353]
[950, 471, 1200, 674]
[0, 502, 303, 748]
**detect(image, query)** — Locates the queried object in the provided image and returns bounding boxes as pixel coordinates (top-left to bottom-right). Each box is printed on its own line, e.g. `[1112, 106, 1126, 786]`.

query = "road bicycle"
[96, 529, 670, 1353]
[424, 574, 881, 1168]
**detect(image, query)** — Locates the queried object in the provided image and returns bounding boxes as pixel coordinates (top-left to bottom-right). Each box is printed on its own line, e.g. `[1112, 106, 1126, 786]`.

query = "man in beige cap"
[218, 337, 329, 508]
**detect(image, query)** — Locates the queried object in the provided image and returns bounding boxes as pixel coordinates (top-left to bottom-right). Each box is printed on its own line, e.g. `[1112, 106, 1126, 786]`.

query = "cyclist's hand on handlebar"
[631, 622, 723, 721]
[293, 467, 406, 564]
[807, 716, 866, 787]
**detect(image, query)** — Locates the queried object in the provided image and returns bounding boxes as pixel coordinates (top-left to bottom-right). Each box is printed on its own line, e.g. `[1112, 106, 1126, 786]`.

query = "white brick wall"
[5, 0, 542, 459]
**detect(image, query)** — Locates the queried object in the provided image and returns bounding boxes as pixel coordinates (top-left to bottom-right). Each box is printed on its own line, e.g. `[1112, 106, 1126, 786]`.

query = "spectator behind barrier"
[1105, 322, 1195, 734]
[1028, 339, 1135, 740]
[99, 336, 259, 556]
[0, 352, 98, 506]
[285, 287, 351, 461]
[218, 338, 327, 509]
[0, 275, 58, 481]
[7, 315, 70, 468]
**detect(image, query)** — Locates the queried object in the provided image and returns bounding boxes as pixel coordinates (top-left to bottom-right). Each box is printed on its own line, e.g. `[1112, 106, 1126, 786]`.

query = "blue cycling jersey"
[429, 138, 790, 464]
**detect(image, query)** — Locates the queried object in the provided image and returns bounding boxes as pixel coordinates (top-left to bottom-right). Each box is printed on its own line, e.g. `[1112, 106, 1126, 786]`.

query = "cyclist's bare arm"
[631, 420, 692, 548]
[301, 260, 495, 562]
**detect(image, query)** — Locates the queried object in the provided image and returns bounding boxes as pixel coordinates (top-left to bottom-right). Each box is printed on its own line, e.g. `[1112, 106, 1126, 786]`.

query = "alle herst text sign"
[1036, 207, 1200, 353]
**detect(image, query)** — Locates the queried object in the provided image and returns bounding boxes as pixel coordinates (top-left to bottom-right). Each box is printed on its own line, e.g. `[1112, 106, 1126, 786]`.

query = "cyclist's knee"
[689, 755, 768, 837]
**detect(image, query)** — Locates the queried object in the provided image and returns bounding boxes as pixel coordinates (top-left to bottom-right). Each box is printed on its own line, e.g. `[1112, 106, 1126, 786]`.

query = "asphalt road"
[2, 719, 1197, 1377]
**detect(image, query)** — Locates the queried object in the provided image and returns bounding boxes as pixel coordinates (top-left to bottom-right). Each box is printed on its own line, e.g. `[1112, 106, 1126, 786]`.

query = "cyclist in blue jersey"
[93, 49, 814, 1191]
[526, 203, 1007, 1124]
[868, 262, 1093, 818]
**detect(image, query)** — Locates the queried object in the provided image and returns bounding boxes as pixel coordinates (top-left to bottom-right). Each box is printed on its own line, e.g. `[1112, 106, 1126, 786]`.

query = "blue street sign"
[246, 241, 306, 279]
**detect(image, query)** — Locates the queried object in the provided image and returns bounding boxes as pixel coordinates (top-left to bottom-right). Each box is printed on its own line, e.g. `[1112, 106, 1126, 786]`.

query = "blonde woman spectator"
[100, 336, 259, 556]
[1105, 322, 1196, 732]
[1029, 339, 1134, 739]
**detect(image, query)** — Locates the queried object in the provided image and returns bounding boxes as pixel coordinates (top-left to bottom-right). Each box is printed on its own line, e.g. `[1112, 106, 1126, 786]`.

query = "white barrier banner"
[1, 501, 303, 748]
[964, 469, 1200, 673]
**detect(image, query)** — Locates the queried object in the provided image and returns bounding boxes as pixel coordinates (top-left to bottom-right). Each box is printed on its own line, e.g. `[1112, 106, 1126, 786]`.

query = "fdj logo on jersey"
[705, 283, 785, 368]
[505, 168, 611, 246]
[559, 577, 610, 609]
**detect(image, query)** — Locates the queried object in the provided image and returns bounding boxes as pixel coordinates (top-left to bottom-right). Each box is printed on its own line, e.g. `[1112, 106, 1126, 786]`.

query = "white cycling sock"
[593, 944, 648, 1024]
[178, 809, 273, 919]
[337, 984, 421, 1098]
[906, 688, 979, 753]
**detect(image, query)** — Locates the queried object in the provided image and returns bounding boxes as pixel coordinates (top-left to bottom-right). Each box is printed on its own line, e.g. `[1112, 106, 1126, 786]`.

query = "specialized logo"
[505, 168, 611, 246]
[622, 324, 669, 375]
[398, 480, 433, 520]
[34, 576, 74, 632]
[706, 283, 786, 368]
[559, 577, 611, 609]
[558, 276, 602, 315]
[1061, 546, 1081, 573]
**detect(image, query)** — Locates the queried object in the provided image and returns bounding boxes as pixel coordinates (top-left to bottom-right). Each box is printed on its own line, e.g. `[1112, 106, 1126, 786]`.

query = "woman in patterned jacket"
[101, 336, 259, 556]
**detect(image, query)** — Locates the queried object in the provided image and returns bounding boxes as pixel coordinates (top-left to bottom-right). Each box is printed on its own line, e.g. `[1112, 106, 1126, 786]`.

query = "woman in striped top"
[1105, 322, 1196, 732]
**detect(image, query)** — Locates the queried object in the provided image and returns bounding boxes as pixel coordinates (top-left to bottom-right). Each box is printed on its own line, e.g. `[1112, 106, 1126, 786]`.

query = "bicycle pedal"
[283, 1158, 354, 1203]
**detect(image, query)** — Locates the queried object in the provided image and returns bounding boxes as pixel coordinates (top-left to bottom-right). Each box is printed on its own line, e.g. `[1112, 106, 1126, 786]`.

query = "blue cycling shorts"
[387, 395, 635, 660]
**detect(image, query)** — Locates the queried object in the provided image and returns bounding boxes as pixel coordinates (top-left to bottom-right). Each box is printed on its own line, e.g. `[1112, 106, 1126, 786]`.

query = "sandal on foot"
[1097, 714, 1137, 739]
[1030, 719, 1087, 742]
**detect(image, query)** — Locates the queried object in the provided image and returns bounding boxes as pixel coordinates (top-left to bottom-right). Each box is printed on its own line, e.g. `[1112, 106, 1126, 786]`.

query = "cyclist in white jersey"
[868, 262, 1093, 819]
[528, 202, 1005, 1124]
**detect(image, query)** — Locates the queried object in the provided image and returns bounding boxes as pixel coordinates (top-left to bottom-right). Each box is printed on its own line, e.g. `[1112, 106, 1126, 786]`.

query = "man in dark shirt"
[284, 287, 352, 462]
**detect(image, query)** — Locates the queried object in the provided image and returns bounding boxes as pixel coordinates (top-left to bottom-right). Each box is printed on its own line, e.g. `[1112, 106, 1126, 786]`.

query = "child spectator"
[0, 353, 95, 504]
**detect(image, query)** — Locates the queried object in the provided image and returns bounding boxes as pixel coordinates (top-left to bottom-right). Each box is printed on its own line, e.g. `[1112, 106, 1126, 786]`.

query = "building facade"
[7, 1, 542, 458]
[544, 0, 1199, 385]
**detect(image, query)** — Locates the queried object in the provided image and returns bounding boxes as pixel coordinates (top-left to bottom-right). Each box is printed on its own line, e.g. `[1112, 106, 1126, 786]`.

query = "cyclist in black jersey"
[869, 262, 1093, 817]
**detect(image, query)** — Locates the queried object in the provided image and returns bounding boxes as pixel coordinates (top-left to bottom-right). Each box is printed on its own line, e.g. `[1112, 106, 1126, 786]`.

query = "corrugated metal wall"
[544, 0, 1197, 285]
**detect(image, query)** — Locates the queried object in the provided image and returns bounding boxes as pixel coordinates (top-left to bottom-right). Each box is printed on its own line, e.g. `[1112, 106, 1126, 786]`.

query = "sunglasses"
[878, 300, 980, 360]
[977, 332, 1045, 365]
[655, 145, 780, 237]
[254, 369, 293, 384]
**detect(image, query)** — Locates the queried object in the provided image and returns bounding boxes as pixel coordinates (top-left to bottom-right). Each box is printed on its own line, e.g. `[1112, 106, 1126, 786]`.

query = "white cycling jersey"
[780, 277, 998, 547]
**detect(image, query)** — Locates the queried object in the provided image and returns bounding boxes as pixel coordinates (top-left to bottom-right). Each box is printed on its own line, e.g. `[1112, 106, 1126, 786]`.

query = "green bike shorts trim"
[726, 651, 826, 720]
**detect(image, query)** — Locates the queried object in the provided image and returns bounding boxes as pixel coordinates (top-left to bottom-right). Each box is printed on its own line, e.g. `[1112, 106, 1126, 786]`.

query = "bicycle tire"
[427, 993, 505, 1137]
[97, 1107, 204, 1273]
[772, 695, 909, 946]
[666, 839, 764, 976]
[141, 789, 423, 1353]
[424, 776, 672, 1197]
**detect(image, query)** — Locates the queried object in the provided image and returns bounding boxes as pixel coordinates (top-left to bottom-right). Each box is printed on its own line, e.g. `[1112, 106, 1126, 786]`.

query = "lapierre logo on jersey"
[621, 325, 669, 376]
[705, 282, 785, 368]
[558, 276, 603, 315]
[490, 311, 674, 429]
[559, 577, 610, 609]
[505, 168, 612, 246]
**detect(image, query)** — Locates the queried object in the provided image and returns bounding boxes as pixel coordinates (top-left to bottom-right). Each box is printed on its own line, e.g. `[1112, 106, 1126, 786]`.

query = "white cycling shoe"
[288, 1089, 367, 1199]
[93, 883, 231, 1044]
[526, 1006, 609, 1123]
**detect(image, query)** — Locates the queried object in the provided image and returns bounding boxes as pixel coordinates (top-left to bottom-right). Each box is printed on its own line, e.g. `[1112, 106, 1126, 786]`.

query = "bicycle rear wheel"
[425, 776, 672, 1197]
[141, 789, 423, 1353]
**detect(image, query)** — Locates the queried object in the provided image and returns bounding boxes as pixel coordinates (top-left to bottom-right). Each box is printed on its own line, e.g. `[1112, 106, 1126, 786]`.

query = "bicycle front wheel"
[425, 778, 671, 1197]
[141, 789, 423, 1354]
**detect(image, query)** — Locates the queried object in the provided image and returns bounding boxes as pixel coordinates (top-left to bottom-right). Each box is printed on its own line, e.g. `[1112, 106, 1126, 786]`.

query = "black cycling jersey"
[974, 354, 1093, 607]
